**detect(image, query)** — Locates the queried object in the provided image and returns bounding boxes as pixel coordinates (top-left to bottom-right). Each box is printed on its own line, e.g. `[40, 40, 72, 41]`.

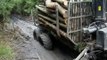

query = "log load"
[36, 0, 92, 44]
[36, 5, 67, 31]
[55, 0, 68, 8]
[45, 0, 68, 18]
[36, 5, 65, 24]
[38, 17, 67, 37]
[38, 14, 66, 28]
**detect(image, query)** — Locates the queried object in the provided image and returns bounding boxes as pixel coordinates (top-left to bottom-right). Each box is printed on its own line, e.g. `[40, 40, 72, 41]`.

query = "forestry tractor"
[33, 0, 107, 60]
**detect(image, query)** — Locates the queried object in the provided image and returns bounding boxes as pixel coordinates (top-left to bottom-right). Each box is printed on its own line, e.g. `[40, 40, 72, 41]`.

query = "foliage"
[0, 41, 15, 60]
[24, 0, 37, 14]
[0, 0, 15, 21]
[0, 30, 15, 60]
[75, 42, 86, 52]
[14, 0, 39, 15]
[0, 0, 39, 21]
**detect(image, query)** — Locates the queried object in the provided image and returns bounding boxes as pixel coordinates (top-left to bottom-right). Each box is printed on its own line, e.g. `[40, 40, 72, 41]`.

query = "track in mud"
[12, 15, 77, 60]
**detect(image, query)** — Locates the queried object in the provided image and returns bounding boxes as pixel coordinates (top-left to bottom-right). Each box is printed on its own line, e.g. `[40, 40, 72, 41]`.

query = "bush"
[13, 0, 39, 15]
[0, 0, 15, 21]
[0, 0, 39, 21]
[0, 42, 15, 60]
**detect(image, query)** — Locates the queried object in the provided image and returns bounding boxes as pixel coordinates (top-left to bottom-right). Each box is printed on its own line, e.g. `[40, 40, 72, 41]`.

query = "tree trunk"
[36, 5, 66, 24]
[38, 14, 67, 28]
[55, 0, 68, 8]
[45, 0, 68, 18]
[38, 17, 67, 37]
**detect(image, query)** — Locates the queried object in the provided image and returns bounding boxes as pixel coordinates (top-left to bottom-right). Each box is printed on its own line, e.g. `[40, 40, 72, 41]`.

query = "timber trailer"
[33, 0, 107, 60]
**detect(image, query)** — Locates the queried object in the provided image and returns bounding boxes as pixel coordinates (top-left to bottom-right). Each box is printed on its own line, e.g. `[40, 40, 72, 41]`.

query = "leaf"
[0, 0, 39, 21]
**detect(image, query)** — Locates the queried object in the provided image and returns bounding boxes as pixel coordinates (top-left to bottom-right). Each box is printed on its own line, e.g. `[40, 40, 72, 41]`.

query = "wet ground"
[12, 15, 75, 60]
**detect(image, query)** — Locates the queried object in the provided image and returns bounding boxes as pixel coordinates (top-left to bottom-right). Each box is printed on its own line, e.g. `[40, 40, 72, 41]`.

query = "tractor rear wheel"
[39, 33, 53, 50]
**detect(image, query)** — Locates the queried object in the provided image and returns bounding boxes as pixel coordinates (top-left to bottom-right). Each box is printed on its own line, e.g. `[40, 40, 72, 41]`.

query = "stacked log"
[37, 0, 68, 24]
[36, 0, 92, 43]
[36, 3, 68, 32]
[45, 0, 68, 18]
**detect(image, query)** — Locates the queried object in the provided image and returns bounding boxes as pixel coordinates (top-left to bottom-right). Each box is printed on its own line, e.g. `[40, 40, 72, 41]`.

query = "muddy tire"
[39, 33, 53, 50]
[33, 30, 37, 40]
[33, 29, 41, 41]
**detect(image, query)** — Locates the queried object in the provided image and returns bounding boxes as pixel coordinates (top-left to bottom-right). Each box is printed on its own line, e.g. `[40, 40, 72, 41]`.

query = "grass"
[0, 41, 15, 60]
[0, 26, 15, 60]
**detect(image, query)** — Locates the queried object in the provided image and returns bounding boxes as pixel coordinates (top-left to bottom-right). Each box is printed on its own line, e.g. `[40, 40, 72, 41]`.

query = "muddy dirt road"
[12, 16, 74, 60]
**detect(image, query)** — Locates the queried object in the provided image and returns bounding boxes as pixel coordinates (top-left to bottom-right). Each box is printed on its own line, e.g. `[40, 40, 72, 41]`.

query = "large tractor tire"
[33, 30, 39, 41]
[33, 27, 41, 41]
[39, 33, 53, 50]
[33, 30, 37, 40]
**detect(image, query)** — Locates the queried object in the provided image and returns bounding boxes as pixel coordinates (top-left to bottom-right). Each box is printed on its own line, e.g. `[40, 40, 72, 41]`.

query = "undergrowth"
[0, 41, 15, 60]
[0, 25, 15, 60]
[0, 0, 40, 22]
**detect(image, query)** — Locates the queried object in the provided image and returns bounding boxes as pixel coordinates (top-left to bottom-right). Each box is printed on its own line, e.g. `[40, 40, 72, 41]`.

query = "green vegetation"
[0, 0, 40, 59]
[13, 0, 39, 15]
[75, 42, 86, 52]
[0, 0, 14, 21]
[0, 0, 39, 22]
[0, 41, 15, 60]
[0, 27, 16, 60]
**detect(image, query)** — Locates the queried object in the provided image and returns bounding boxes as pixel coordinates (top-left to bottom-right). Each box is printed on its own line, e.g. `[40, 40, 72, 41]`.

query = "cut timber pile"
[36, 0, 92, 44]
[36, 0, 68, 32]
[45, 0, 68, 18]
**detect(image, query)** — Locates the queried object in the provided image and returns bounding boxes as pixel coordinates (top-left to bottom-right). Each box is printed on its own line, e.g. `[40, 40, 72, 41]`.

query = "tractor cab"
[93, 0, 107, 21]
